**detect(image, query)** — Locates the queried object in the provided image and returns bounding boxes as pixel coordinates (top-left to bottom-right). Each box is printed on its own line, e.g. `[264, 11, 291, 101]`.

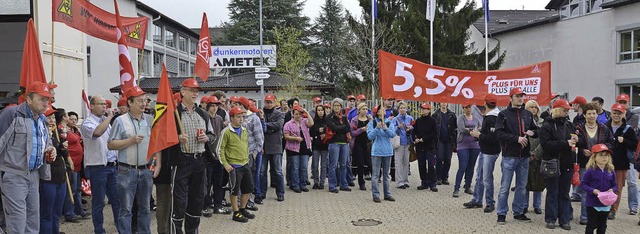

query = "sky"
[138, 0, 550, 28]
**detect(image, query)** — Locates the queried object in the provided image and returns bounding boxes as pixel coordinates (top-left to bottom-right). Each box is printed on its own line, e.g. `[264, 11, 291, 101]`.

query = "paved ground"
[61, 154, 640, 233]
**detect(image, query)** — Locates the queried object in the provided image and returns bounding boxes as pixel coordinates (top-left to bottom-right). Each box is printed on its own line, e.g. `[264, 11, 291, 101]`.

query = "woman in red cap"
[580, 144, 617, 233]
[453, 103, 482, 198]
[310, 104, 330, 190]
[283, 105, 314, 193]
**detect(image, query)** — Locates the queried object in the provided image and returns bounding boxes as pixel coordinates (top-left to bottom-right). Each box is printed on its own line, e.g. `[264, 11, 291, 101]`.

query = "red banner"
[194, 13, 211, 81]
[18, 19, 48, 104]
[53, 0, 148, 49]
[378, 50, 552, 106]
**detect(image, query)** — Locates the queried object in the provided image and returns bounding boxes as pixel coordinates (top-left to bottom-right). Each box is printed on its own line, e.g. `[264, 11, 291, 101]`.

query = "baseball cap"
[117, 97, 127, 107]
[420, 103, 432, 109]
[617, 94, 630, 102]
[124, 86, 145, 99]
[357, 94, 366, 100]
[181, 78, 200, 89]
[264, 94, 276, 102]
[229, 106, 245, 116]
[509, 87, 525, 96]
[611, 103, 626, 113]
[209, 96, 221, 104]
[591, 144, 612, 154]
[105, 100, 112, 109]
[26, 82, 54, 98]
[313, 97, 322, 103]
[569, 96, 587, 105]
[347, 95, 356, 101]
[552, 99, 571, 109]
[485, 94, 497, 105]
[229, 96, 240, 103]
[238, 96, 251, 108]
[200, 96, 210, 104]
[44, 105, 57, 116]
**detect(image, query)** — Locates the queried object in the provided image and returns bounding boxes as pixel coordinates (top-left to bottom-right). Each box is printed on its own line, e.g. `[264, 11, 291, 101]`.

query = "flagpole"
[430, 19, 433, 65]
[137, 49, 144, 84]
[371, 0, 375, 99]
[51, 18, 55, 83]
[484, 1, 489, 71]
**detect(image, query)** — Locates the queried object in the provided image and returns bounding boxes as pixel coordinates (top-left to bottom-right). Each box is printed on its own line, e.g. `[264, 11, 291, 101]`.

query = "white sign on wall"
[211, 45, 277, 68]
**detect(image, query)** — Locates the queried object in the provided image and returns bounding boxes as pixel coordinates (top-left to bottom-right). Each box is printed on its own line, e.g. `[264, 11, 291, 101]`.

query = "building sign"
[211, 45, 277, 68]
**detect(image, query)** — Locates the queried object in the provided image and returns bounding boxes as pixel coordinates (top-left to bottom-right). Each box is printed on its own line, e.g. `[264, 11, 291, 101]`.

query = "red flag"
[147, 64, 179, 160]
[114, 0, 136, 93]
[194, 13, 211, 81]
[18, 19, 48, 104]
[81, 89, 91, 119]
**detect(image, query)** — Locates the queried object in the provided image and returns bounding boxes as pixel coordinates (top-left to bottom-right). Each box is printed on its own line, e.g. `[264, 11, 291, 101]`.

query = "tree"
[272, 26, 311, 97]
[308, 0, 351, 84]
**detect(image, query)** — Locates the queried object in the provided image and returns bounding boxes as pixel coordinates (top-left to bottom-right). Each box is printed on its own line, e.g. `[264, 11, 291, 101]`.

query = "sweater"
[216, 124, 249, 168]
[580, 168, 618, 207]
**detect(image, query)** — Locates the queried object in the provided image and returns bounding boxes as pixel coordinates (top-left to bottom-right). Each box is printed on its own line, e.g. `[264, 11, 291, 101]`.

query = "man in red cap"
[344, 95, 357, 118]
[0, 82, 57, 234]
[616, 93, 638, 130]
[433, 101, 457, 185]
[347, 94, 369, 121]
[168, 78, 215, 234]
[107, 86, 157, 233]
[466, 94, 502, 213]
[238, 97, 264, 208]
[117, 96, 129, 115]
[201, 95, 230, 217]
[495, 87, 539, 224]
[591, 96, 611, 125]
[616, 93, 640, 217]
[412, 102, 438, 192]
[211, 92, 230, 125]
[570, 96, 588, 126]
[310, 97, 323, 118]
[260, 94, 286, 202]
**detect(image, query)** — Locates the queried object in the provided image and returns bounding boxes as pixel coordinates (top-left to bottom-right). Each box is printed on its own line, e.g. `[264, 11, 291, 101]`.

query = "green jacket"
[216, 124, 249, 168]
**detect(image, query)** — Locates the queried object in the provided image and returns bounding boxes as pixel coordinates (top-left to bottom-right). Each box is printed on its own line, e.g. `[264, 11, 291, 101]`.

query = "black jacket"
[263, 108, 284, 154]
[495, 105, 539, 158]
[433, 109, 457, 143]
[326, 112, 350, 144]
[413, 114, 437, 152]
[573, 114, 586, 127]
[479, 108, 501, 155]
[575, 123, 614, 168]
[310, 116, 328, 150]
[540, 117, 576, 171]
[606, 119, 637, 170]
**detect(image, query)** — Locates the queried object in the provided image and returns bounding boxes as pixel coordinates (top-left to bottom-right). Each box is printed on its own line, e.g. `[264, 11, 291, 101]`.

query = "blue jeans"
[545, 169, 573, 225]
[575, 168, 588, 221]
[117, 166, 153, 234]
[312, 150, 329, 186]
[454, 148, 480, 191]
[436, 141, 453, 181]
[497, 157, 529, 216]
[86, 165, 121, 234]
[627, 163, 639, 211]
[290, 155, 310, 190]
[471, 152, 485, 204]
[328, 143, 349, 190]
[40, 181, 66, 234]
[371, 156, 392, 198]
[260, 154, 285, 197]
[347, 152, 354, 182]
[63, 172, 79, 219]
[253, 152, 263, 198]
[524, 191, 543, 210]
[482, 153, 499, 207]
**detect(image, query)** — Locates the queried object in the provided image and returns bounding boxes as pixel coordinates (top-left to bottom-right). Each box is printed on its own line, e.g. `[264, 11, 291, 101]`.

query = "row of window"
[146, 50, 193, 77]
[620, 29, 640, 62]
[153, 23, 197, 55]
[560, 0, 605, 20]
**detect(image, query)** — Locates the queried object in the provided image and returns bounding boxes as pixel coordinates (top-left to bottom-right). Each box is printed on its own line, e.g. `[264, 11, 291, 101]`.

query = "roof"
[135, 1, 199, 38]
[601, 0, 640, 8]
[191, 27, 226, 45]
[473, 10, 559, 37]
[109, 72, 335, 93]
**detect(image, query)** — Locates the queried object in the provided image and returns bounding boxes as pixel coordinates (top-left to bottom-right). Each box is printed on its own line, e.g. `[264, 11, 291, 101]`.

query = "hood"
[486, 108, 500, 117]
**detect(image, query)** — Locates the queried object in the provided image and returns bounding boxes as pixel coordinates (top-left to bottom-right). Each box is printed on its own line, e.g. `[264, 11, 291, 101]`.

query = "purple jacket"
[580, 168, 618, 207]
[350, 116, 368, 149]
[283, 118, 312, 153]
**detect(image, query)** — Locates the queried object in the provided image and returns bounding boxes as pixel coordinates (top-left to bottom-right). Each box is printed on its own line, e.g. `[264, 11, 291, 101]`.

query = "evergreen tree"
[309, 0, 350, 84]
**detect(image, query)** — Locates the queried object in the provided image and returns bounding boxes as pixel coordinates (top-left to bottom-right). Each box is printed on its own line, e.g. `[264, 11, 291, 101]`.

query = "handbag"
[391, 135, 401, 149]
[409, 144, 417, 162]
[540, 158, 560, 179]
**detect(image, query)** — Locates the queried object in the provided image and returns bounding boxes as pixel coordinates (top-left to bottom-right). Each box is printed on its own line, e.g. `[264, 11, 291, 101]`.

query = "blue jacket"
[367, 118, 396, 157]
[394, 114, 414, 146]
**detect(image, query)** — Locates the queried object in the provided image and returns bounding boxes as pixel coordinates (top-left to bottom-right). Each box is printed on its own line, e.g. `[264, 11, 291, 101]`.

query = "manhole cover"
[352, 219, 382, 226]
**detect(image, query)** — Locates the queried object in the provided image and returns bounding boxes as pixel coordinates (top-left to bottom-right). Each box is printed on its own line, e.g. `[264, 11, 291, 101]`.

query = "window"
[179, 35, 188, 52]
[560, 0, 603, 19]
[190, 39, 197, 55]
[153, 24, 162, 44]
[153, 52, 164, 75]
[165, 30, 175, 48]
[86, 46, 91, 77]
[620, 29, 640, 62]
[179, 60, 188, 76]
[618, 85, 640, 107]
[189, 63, 195, 76]
[139, 50, 151, 76]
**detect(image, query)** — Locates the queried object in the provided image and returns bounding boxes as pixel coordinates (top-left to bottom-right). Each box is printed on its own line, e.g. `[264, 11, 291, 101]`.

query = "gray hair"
[332, 98, 343, 107]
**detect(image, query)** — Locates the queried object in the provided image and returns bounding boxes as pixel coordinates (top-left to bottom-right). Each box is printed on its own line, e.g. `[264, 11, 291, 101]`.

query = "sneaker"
[254, 197, 263, 204]
[442, 180, 450, 185]
[330, 189, 339, 193]
[464, 188, 473, 195]
[301, 187, 309, 192]
[534, 208, 542, 214]
[608, 212, 616, 220]
[452, 190, 460, 198]
[202, 208, 213, 217]
[417, 185, 427, 190]
[384, 196, 396, 202]
[306, 180, 311, 185]
[373, 197, 381, 203]
[348, 181, 355, 187]
[579, 219, 588, 225]
[246, 204, 259, 211]
[80, 212, 91, 219]
[430, 187, 438, 192]
[437, 180, 442, 185]
[293, 189, 302, 193]
[404, 184, 410, 188]
[312, 184, 320, 190]
[560, 224, 571, 230]
[277, 195, 285, 202]
[318, 185, 325, 190]
[513, 214, 532, 222]
[359, 184, 366, 191]
[64, 216, 81, 223]
[484, 206, 495, 213]
[340, 187, 352, 192]
[214, 206, 231, 214]
[397, 185, 406, 189]
[222, 200, 231, 207]
[232, 211, 248, 223]
[630, 210, 638, 215]
[240, 209, 255, 219]
[463, 201, 482, 208]
[546, 223, 555, 229]
[497, 215, 506, 225]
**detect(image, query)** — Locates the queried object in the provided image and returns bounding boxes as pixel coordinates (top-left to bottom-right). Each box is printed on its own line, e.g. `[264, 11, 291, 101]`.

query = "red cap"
[238, 96, 251, 108]
[44, 105, 57, 116]
[48, 83, 58, 89]
[611, 103, 626, 113]
[313, 97, 322, 103]
[617, 94, 630, 102]
[26, 82, 54, 98]
[347, 95, 356, 100]
[551, 92, 559, 99]
[200, 96, 210, 104]
[229, 96, 240, 103]
[357, 94, 366, 100]
[181, 78, 200, 89]
[249, 103, 260, 113]
[569, 96, 587, 105]
[373, 105, 383, 115]
[173, 92, 182, 103]
[229, 106, 245, 116]
[485, 94, 497, 105]
[124, 86, 145, 99]
[265, 94, 276, 102]
[291, 105, 304, 113]
[105, 100, 112, 109]
[509, 87, 525, 96]
[552, 99, 571, 109]
[591, 144, 612, 154]
[323, 103, 330, 108]
[209, 96, 221, 104]
[420, 102, 432, 109]
[117, 97, 127, 107]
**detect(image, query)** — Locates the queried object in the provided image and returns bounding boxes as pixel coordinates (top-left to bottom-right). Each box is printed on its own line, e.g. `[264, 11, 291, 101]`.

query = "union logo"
[57, 0, 72, 17]
[128, 23, 141, 40]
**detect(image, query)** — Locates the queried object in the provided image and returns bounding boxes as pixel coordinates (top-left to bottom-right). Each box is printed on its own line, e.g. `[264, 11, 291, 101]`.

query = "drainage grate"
[352, 219, 382, 226]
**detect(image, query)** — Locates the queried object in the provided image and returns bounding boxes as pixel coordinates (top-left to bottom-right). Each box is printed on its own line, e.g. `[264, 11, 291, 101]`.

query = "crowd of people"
[1, 80, 640, 233]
